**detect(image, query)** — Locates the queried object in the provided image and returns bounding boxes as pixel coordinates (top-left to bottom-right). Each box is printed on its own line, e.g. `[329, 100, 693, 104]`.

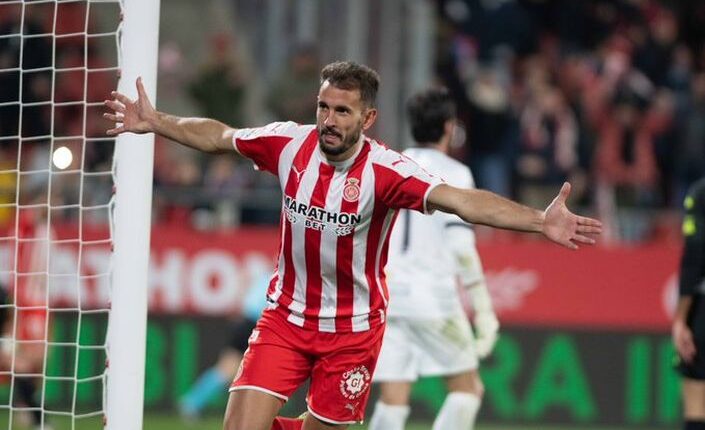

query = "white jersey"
[385, 147, 484, 319]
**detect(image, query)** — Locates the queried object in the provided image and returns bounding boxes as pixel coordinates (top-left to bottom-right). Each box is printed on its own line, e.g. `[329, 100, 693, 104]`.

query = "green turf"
[0, 411, 672, 430]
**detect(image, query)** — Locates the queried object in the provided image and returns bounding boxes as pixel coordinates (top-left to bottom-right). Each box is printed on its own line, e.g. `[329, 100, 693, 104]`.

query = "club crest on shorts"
[339, 365, 371, 400]
[342, 178, 360, 202]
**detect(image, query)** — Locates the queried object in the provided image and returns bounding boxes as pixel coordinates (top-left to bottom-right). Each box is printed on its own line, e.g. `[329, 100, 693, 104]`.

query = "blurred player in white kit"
[369, 88, 498, 430]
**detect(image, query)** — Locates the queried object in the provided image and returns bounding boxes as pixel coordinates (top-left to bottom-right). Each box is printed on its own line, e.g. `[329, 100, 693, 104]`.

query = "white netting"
[0, 0, 123, 428]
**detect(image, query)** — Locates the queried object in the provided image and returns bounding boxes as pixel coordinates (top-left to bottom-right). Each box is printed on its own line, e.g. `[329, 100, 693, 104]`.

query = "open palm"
[543, 183, 602, 250]
[104, 77, 156, 135]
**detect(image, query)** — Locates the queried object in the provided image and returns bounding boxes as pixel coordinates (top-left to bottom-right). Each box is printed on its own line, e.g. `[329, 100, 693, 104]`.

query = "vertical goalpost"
[107, 0, 159, 428]
[106, 0, 159, 430]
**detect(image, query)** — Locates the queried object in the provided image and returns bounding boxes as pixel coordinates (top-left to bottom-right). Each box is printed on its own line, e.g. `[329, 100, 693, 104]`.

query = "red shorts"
[230, 308, 385, 424]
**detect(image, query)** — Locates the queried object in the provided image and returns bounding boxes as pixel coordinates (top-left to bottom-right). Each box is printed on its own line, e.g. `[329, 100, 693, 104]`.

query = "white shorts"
[373, 314, 478, 382]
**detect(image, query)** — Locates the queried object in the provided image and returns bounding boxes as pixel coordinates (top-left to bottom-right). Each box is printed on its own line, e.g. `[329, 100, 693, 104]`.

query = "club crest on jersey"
[339, 365, 371, 400]
[343, 178, 361, 202]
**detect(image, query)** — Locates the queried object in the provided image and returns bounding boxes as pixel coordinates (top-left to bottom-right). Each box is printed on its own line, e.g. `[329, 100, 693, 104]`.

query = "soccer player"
[673, 177, 705, 430]
[104, 61, 601, 430]
[369, 88, 497, 430]
[0, 208, 53, 430]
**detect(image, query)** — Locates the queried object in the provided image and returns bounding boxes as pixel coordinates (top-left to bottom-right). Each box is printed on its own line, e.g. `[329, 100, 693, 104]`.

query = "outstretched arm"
[104, 77, 237, 153]
[427, 182, 602, 249]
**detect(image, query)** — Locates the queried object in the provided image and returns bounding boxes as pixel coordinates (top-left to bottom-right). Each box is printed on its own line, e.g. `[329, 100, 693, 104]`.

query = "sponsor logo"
[292, 166, 306, 183]
[284, 196, 361, 236]
[248, 329, 260, 344]
[342, 178, 361, 202]
[339, 365, 371, 400]
[484, 268, 539, 312]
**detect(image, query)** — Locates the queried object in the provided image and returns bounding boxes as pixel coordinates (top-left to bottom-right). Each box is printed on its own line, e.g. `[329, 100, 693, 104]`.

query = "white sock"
[368, 401, 410, 430]
[432, 392, 481, 430]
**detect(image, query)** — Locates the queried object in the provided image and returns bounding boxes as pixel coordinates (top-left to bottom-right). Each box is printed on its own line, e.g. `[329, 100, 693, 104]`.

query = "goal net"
[0, 0, 157, 428]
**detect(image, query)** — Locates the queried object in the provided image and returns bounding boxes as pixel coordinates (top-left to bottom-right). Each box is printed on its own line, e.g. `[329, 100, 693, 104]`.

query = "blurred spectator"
[189, 32, 247, 126]
[675, 73, 705, 203]
[594, 88, 658, 242]
[0, 5, 52, 142]
[466, 67, 516, 198]
[516, 85, 579, 208]
[266, 44, 320, 124]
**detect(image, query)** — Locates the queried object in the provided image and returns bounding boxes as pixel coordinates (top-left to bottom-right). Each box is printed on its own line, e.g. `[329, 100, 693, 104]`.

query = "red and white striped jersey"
[233, 122, 442, 333]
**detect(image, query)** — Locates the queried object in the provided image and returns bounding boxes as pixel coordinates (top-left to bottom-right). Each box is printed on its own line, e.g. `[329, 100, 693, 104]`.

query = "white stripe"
[229, 385, 289, 401]
[318, 168, 345, 332]
[307, 404, 359, 425]
[276, 126, 313, 181]
[288, 151, 322, 315]
[351, 160, 375, 332]
[287, 312, 305, 327]
[269, 208, 287, 303]
[272, 128, 310, 305]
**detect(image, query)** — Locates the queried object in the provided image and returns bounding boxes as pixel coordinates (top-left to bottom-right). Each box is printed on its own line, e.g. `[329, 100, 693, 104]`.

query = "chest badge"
[343, 178, 361, 202]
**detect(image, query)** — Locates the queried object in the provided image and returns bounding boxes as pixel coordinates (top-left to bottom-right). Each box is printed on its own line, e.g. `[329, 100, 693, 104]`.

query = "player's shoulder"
[368, 139, 412, 167]
[403, 148, 472, 187]
[235, 121, 314, 140]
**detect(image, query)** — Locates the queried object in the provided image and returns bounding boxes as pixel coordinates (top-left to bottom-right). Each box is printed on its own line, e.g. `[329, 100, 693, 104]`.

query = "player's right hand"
[673, 319, 696, 363]
[104, 77, 156, 135]
[473, 311, 499, 359]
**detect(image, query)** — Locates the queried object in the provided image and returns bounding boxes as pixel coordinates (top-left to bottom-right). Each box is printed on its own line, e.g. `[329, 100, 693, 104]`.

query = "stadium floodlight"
[0, 0, 158, 428]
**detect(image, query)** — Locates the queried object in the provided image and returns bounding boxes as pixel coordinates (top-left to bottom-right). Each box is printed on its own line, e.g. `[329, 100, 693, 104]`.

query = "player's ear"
[362, 107, 377, 131]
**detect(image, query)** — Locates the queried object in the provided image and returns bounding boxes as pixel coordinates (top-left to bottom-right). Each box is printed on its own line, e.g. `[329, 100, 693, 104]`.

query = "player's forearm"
[150, 112, 235, 153]
[674, 296, 693, 323]
[442, 188, 544, 233]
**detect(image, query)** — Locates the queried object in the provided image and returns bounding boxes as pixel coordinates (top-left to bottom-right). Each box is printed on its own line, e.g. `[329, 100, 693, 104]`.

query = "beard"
[318, 125, 362, 157]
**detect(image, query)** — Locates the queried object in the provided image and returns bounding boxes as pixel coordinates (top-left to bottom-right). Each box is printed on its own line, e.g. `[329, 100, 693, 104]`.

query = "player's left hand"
[473, 311, 499, 359]
[673, 319, 696, 363]
[543, 182, 602, 250]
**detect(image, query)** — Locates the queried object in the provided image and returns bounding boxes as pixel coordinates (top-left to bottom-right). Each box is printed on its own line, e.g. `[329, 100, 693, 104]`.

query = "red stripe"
[235, 135, 292, 176]
[364, 199, 392, 329]
[335, 143, 371, 332]
[278, 131, 318, 312]
[373, 164, 433, 211]
[302, 162, 334, 330]
[266, 211, 286, 299]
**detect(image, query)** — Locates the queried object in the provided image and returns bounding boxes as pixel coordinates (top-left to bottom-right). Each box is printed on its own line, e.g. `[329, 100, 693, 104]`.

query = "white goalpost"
[107, 0, 159, 429]
[0, 0, 159, 429]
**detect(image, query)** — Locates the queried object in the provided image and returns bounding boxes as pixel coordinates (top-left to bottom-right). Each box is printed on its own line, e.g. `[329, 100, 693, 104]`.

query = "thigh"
[302, 412, 348, 430]
[307, 325, 386, 425]
[372, 319, 418, 382]
[413, 315, 478, 377]
[230, 310, 312, 401]
[445, 368, 484, 396]
[224, 389, 283, 430]
[378, 381, 413, 405]
[683, 378, 705, 420]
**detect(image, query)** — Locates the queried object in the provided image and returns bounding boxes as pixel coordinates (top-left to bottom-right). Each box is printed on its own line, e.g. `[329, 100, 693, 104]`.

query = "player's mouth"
[322, 130, 342, 144]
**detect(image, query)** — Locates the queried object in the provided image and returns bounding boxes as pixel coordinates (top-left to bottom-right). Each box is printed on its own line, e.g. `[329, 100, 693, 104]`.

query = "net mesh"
[0, 0, 123, 428]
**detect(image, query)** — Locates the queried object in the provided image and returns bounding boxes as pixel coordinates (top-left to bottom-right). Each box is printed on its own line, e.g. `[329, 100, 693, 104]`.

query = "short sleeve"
[373, 152, 443, 213]
[233, 121, 301, 175]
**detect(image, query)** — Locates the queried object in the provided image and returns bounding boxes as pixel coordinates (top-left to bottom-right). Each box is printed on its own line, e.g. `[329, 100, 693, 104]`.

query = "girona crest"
[342, 178, 360, 202]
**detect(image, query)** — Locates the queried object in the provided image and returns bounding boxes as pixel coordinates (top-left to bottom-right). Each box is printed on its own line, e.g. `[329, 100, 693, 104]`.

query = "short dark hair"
[407, 87, 456, 144]
[320, 61, 380, 107]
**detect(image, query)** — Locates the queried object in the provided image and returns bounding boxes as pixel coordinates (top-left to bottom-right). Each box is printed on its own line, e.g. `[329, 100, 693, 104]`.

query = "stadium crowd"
[2, 0, 705, 243]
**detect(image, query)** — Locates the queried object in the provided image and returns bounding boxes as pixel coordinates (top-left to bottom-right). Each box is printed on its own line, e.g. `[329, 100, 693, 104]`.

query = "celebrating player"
[369, 88, 497, 430]
[104, 61, 601, 430]
[673, 177, 705, 430]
